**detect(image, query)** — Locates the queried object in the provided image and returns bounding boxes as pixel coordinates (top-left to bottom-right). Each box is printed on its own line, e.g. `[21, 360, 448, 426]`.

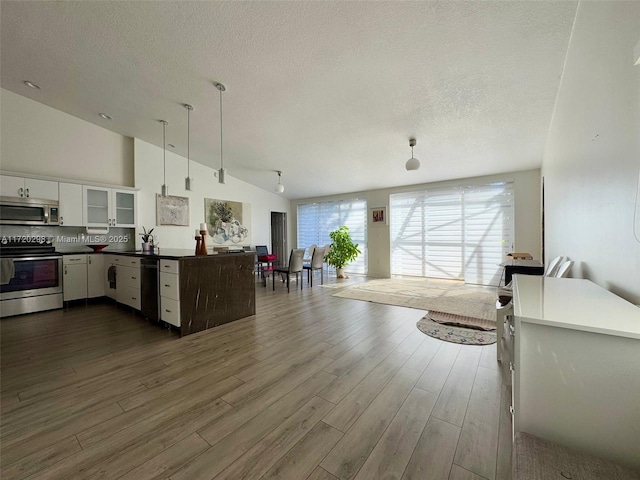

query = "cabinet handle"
[509, 405, 514, 415]
[132, 296, 137, 300]
[131, 276, 137, 280]
[64, 266, 67, 274]
[25, 188, 30, 197]
[509, 324, 515, 336]
[164, 284, 170, 287]
[89, 257, 91, 264]
[509, 362, 514, 372]
[18, 187, 24, 197]
[165, 309, 171, 313]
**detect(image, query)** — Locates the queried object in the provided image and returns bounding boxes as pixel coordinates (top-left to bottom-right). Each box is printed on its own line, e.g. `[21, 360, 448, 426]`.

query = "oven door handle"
[9, 255, 63, 262]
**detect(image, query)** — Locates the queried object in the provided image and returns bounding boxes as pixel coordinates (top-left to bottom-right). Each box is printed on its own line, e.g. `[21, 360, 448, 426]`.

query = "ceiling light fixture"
[275, 171, 284, 193]
[184, 103, 193, 191]
[23, 80, 40, 89]
[214, 82, 227, 184]
[405, 138, 420, 171]
[160, 120, 169, 197]
[99, 113, 112, 120]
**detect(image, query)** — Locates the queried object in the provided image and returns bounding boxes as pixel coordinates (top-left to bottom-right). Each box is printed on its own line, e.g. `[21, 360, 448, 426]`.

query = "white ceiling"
[1, 1, 577, 199]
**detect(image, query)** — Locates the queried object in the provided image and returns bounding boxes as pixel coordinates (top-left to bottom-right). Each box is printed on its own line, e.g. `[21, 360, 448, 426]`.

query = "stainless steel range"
[0, 238, 63, 317]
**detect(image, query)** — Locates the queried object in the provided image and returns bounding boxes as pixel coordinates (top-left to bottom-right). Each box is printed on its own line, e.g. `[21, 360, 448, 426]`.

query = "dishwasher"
[140, 257, 160, 321]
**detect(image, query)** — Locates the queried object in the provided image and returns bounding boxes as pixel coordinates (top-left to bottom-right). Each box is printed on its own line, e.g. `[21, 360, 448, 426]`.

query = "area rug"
[331, 277, 496, 321]
[428, 310, 496, 331]
[417, 316, 497, 345]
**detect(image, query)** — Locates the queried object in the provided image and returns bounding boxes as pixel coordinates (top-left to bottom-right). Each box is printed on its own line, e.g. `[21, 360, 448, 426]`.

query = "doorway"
[271, 212, 287, 266]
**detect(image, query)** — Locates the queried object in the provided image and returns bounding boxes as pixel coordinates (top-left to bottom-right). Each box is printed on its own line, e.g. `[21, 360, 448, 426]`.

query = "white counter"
[513, 275, 640, 339]
[511, 275, 640, 470]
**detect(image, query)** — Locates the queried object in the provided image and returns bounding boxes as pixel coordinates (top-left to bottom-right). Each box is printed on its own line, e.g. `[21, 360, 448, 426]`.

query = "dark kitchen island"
[109, 250, 256, 337]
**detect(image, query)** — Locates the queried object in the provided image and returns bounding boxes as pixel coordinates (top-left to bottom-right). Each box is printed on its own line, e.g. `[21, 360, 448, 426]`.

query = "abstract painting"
[204, 198, 251, 245]
[156, 194, 190, 226]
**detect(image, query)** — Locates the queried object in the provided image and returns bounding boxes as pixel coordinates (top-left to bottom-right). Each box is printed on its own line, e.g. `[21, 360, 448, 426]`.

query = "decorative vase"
[336, 267, 347, 279]
[142, 242, 150, 252]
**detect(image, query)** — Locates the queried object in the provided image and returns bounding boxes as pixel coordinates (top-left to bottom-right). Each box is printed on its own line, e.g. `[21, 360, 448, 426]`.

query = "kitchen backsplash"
[0, 225, 135, 252]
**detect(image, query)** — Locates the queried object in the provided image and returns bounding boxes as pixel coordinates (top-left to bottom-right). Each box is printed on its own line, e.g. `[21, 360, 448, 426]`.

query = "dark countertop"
[57, 248, 254, 259]
[103, 248, 254, 260]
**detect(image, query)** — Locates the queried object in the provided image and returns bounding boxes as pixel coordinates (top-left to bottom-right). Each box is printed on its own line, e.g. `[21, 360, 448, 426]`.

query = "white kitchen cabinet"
[0, 175, 59, 200]
[63, 255, 88, 301]
[87, 254, 104, 298]
[511, 275, 640, 470]
[160, 260, 180, 327]
[58, 182, 84, 226]
[83, 186, 136, 228]
[113, 257, 140, 309]
[112, 189, 136, 227]
[83, 185, 110, 227]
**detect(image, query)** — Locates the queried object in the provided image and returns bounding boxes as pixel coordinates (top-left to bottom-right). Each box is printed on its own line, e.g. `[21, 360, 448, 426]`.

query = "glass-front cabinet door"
[112, 189, 136, 228]
[83, 186, 111, 227]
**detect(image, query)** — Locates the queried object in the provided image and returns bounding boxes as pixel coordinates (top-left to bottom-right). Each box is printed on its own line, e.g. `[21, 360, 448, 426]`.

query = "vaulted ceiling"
[1, 1, 577, 199]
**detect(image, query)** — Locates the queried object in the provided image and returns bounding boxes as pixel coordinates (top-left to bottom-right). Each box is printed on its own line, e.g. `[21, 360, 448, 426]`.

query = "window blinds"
[390, 181, 514, 285]
[297, 198, 368, 274]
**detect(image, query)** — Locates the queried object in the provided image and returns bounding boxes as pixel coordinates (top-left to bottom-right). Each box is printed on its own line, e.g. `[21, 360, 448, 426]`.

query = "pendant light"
[275, 170, 284, 193]
[405, 138, 420, 171]
[160, 120, 169, 196]
[184, 104, 193, 191]
[214, 82, 227, 184]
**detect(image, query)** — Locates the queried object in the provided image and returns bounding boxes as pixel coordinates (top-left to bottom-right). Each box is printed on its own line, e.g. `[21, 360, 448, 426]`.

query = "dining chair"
[273, 248, 305, 292]
[255, 245, 277, 280]
[303, 246, 325, 287]
[303, 244, 317, 263]
[545, 256, 565, 277]
[555, 260, 574, 278]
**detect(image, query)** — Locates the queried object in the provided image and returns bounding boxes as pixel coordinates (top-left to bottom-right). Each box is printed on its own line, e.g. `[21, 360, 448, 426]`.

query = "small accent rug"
[331, 277, 496, 321]
[417, 315, 497, 345]
[428, 310, 496, 331]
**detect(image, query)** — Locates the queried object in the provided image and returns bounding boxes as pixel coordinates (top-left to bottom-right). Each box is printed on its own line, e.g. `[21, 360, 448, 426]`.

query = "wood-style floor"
[0, 273, 512, 480]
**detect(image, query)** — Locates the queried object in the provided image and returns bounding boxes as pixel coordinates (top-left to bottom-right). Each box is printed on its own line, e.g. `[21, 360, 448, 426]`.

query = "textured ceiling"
[1, 1, 578, 199]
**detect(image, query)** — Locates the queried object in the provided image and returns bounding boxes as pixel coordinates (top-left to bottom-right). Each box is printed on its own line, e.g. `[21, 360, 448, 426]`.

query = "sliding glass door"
[390, 182, 513, 285]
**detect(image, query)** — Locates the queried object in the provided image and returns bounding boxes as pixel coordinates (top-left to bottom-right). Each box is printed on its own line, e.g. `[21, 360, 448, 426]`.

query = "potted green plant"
[139, 226, 154, 252]
[324, 225, 361, 278]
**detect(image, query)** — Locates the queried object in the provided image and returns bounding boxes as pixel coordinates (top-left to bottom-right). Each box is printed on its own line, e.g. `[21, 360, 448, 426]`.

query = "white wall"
[292, 169, 541, 278]
[134, 139, 290, 250]
[0, 89, 134, 186]
[542, 1, 640, 304]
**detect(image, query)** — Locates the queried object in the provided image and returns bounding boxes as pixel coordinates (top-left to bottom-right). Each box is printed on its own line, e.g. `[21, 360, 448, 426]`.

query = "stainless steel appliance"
[0, 197, 60, 225]
[140, 257, 159, 321]
[0, 240, 63, 317]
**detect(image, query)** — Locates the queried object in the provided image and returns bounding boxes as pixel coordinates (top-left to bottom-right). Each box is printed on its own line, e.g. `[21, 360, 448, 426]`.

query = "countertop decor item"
[139, 226, 154, 252]
[87, 244, 108, 252]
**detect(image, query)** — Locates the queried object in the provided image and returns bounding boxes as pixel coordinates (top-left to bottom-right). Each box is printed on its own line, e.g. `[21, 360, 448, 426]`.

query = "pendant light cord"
[163, 121, 166, 186]
[187, 107, 190, 178]
[219, 88, 224, 171]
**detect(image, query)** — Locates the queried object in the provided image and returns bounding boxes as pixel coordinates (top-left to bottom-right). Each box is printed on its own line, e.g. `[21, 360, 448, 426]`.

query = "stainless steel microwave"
[0, 197, 60, 225]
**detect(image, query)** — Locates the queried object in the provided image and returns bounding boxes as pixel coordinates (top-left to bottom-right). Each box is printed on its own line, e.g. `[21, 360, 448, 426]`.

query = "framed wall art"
[370, 207, 387, 225]
[156, 194, 190, 226]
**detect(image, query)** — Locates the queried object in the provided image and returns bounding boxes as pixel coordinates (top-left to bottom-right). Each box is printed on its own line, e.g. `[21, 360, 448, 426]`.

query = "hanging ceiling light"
[405, 138, 420, 171]
[184, 104, 193, 191]
[214, 82, 227, 184]
[275, 171, 284, 193]
[160, 120, 169, 196]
